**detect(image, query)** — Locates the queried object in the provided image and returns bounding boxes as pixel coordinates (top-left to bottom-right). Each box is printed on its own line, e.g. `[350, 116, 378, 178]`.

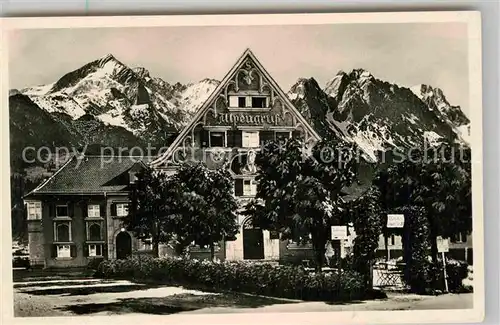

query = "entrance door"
[116, 231, 132, 259]
[243, 219, 264, 260]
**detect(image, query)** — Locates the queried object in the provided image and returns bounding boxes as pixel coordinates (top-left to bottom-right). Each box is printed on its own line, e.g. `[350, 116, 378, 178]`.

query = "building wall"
[26, 195, 155, 269]
[42, 198, 89, 268]
[27, 221, 44, 267]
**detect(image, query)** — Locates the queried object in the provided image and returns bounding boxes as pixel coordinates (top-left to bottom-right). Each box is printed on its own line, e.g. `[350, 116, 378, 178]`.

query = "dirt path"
[13, 278, 473, 317]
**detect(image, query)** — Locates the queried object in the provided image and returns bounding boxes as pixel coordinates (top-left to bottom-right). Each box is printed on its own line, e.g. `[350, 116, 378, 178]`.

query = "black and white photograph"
[1, 12, 484, 324]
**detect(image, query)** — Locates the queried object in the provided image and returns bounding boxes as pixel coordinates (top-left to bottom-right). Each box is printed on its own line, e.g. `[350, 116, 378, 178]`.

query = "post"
[386, 235, 390, 262]
[442, 251, 449, 292]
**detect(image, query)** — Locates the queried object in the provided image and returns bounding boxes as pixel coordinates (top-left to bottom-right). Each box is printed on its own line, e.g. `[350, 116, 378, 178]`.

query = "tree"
[126, 167, 175, 257]
[168, 163, 239, 260]
[245, 137, 357, 271]
[347, 187, 384, 288]
[374, 142, 472, 265]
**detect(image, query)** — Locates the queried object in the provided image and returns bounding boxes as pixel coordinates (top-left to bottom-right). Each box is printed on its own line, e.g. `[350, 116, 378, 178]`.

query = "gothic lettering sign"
[216, 113, 284, 126]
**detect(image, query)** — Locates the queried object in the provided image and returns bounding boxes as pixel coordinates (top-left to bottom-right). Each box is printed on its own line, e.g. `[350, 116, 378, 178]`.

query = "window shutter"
[111, 203, 117, 216]
[83, 244, 89, 257]
[51, 244, 57, 258]
[49, 203, 55, 218]
[82, 202, 88, 219]
[227, 130, 235, 148]
[235, 179, 243, 196]
[70, 245, 77, 258]
[227, 130, 243, 148]
[233, 130, 242, 148]
[100, 202, 106, 217]
[201, 130, 210, 148]
[68, 202, 74, 218]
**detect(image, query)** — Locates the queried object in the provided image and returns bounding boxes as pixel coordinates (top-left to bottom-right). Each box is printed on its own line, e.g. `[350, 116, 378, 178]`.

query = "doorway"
[116, 231, 132, 259]
[242, 218, 264, 260]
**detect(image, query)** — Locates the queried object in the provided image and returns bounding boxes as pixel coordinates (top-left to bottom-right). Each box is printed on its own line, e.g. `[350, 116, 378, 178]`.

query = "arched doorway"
[116, 231, 132, 259]
[242, 218, 264, 260]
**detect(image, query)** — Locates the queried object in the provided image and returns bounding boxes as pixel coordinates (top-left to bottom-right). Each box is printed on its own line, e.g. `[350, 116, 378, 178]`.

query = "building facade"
[150, 48, 322, 263]
[24, 156, 155, 268]
[23, 49, 472, 268]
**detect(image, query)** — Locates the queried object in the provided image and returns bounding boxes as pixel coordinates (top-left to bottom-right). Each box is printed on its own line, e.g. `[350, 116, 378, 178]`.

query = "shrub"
[12, 256, 30, 268]
[435, 258, 470, 293]
[95, 255, 371, 302]
[87, 257, 105, 271]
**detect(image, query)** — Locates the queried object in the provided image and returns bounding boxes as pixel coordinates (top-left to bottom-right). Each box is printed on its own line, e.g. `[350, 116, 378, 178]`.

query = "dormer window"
[251, 97, 267, 108]
[228, 95, 270, 110]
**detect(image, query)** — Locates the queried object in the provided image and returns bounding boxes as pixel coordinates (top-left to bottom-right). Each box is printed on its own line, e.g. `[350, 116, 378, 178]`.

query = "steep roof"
[150, 48, 321, 168]
[25, 155, 151, 196]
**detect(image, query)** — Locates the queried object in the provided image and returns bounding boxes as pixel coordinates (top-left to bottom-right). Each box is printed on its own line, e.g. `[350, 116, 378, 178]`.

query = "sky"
[9, 23, 470, 115]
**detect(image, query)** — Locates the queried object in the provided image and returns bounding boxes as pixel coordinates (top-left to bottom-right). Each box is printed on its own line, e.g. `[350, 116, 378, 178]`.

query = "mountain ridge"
[11, 54, 470, 166]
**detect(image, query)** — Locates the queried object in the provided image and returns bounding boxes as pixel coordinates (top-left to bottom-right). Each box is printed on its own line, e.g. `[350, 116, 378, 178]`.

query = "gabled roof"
[25, 155, 151, 197]
[150, 48, 321, 168]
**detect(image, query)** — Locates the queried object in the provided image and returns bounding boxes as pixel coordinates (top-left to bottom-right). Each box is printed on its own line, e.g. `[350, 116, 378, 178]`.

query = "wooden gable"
[150, 49, 321, 169]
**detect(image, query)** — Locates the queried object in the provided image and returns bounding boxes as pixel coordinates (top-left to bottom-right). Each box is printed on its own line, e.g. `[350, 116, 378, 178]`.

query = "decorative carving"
[241, 150, 257, 175]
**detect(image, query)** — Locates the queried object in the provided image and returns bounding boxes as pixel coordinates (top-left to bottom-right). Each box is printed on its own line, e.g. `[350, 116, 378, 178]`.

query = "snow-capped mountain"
[288, 69, 470, 161]
[11, 54, 470, 166]
[20, 54, 218, 133]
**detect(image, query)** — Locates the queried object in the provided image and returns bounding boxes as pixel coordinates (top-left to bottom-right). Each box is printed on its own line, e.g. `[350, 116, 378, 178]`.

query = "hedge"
[95, 255, 371, 301]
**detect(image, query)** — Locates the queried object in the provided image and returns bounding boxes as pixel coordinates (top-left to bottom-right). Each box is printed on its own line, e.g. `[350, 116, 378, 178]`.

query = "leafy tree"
[347, 187, 384, 288]
[245, 137, 357, 271]
[126, 167, 175, 257]
[168, 163, 239, 260]
[374, 142, 472, 265]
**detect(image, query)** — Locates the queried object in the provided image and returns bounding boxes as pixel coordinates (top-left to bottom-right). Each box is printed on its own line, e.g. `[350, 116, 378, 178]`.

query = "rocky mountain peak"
[132, 67, 152, 80]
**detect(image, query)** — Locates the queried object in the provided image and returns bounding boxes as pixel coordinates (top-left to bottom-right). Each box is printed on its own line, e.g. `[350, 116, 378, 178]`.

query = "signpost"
[437, 237, 450, 292]
[386, 214, 405, 261]
[331, 226, 348, 277]
[331, 226, 348, 240]
[387, 214, 405, 228]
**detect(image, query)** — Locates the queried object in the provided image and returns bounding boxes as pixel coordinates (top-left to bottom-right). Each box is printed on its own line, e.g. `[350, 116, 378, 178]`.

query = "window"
[243, 179, 257, 196]
[238, 97, 246, 108]
[242, 131, 259, 148]
[88, 205, 100, 218]
[209, 132, 225, 147]
[88, 244, 103, 257]
[56, 205, 69, 217]
[275, 132, 291, 142]
[259, 131, 275, 146]
[452, 231, 468, 243]
[54, 222, 71, 242]
[27, 201, 42, 220]
[116, 203, 129, 217]
[390, 235, 395, 246]
[57, 245, 71, 258]
[88, 223, 102, 241]
[251, 97, 267, 108]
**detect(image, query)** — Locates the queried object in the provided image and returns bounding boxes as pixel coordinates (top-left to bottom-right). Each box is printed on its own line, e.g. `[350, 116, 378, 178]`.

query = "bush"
[12, 256, 30, 268]
[436, 258, 470, 293]
[87, 257, 105, 270]
[95, 255, 371, 302]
